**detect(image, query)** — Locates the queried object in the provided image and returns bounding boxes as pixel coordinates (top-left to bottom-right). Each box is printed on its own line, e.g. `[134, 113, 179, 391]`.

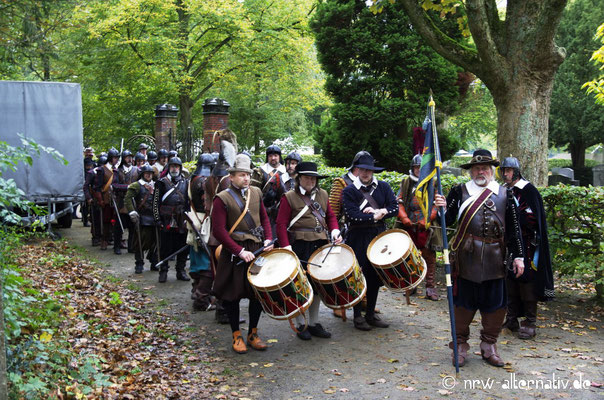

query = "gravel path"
[63, 224, 603, 399]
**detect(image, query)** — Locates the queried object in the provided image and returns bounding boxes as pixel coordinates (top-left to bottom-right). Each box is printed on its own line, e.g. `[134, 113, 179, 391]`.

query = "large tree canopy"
[549, 0, 604, 170]
[376, 0, 568, 185]
[311, 0, 461, 171]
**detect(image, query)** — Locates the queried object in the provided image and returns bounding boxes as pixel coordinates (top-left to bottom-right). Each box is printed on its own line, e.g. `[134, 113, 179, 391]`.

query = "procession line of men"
[83, 141, 553, 366]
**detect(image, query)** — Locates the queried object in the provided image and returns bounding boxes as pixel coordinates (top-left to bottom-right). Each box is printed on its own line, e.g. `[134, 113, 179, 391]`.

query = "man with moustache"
[500, 157, 554, 339]
[342, 153, 398, 331]
[211, 154, 273, 354]
[282, 151, 302, 192]
[434, 149, 525, 368]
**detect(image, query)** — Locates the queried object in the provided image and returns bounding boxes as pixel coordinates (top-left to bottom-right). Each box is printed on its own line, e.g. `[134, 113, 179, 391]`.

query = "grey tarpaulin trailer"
[0, 81, 84, 237]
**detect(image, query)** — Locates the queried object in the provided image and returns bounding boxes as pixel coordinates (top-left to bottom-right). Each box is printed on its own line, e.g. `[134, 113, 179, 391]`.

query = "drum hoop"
[247, 248, 301, 291]
[366, 228, 413, 268]
[307, 243, 355, 281]
[378, 258, 427, 292]
[317, 274, 367, 310]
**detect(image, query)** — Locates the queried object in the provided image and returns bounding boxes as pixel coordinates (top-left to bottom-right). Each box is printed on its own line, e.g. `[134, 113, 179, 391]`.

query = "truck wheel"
[56, 203, 73, 228]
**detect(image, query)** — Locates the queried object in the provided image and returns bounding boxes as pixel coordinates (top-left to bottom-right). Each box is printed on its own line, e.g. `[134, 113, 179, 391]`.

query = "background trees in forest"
[310, 0, 462, 171]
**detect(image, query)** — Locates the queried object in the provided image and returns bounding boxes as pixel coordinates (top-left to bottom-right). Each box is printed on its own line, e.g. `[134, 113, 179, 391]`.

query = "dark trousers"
[223, 298, 263, 333]
[113, 213, 131, 249]
[159, 230, 187, 271]
[90, 204, 102, 240]
[133, 225, 158, 266]
[506, 277, 538, 328]
[81, 201, 89, 225]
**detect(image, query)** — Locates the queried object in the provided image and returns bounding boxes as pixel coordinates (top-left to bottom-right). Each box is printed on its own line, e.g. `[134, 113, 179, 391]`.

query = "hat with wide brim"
[228, 154, 253, 174]
[295, 161, 328, 179]
[460, 149, 500, 169]
[353, 153, 385, 172]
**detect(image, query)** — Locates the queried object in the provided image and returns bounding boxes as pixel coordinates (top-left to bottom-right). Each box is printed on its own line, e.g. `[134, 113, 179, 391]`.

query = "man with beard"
[153, 149, 169, 179]
[113, 149, 138, 255]
[395, 154, 440, 301]
[434, 149, 524, 368]
[276, 161, 341, 340]
[211, 154, 273, 354]
[147, 150, 158, 169]
[501, 157, 554, 339]
[342, 153, 398, 331]
[138, 143, 149, 159]
[153, 157, 191, 283]
[125, 165, 158, 273]
[282, 151, 302, 192]
[134, 152, 146, 168]
[259, 144, 286, 233]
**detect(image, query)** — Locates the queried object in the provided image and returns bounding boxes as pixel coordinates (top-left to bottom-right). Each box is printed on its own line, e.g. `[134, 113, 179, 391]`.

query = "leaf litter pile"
[14, 239, 232, 399]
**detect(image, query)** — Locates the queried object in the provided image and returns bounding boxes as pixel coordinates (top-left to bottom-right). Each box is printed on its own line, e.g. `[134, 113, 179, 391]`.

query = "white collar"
[282, 172, 294, 182]
[261, 163, 286, 174]
[353, 175, 378, 190]
[347, 171, 357, 181]
[298, 186, 317, 196]
[138, 178, 154, 187]
[408, 171, 419, 182]
[122, 165, 133, 173]
[464, 179, 500, 196]
[514, 179, 530, 189]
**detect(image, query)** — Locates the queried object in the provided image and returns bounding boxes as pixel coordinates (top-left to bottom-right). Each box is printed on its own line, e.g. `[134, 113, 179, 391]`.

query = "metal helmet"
[195, 153, 215, 177]
[138, 143, 149, 150]
[168, 150, 178, 159]
[107, 148, 120, 158]
[97, 155, 108, 165]
[501, 157, 523, 181]
[265, 144, 282, 163]
[411, 154, 422, 167]
[139, 164, 154, 175]
[168, 156, 182, 167]
[122, 149, 133, 158]
[157, 148, 169, 158]
[100, 152, 108, 158]
[134, 152, 145, 162]
[348, 150, 371, 171]
[285, 151, 302, 163]
[147, 150, 158, 161]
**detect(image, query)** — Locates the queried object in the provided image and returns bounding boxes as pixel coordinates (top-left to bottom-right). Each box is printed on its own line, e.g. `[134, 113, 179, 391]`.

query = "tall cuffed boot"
[422, 249, 438, 300]
[215, 300, 230, 324]
[503, 277, 520, 332]
[158, 267, 168, 283]
[518, 301, 538, 339]
[449, 306, 476, 367]
[480, 308, 507, 367]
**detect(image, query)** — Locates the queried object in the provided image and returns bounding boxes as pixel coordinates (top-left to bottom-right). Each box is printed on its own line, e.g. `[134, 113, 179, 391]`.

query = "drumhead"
[367, 230, 411, 267]
[308, 244, 354, 281]
[248, 249, 298, 289]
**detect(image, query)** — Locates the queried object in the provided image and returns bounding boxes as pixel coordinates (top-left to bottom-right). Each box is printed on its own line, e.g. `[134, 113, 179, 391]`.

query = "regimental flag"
[415, 96, 443, 228]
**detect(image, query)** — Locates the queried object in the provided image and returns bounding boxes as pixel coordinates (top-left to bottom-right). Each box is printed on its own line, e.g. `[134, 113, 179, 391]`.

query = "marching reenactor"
[134, 152, 146, 168]
[125, 165, 158, 273]
[138, 143, 149, 158]
[395, 154, 440, 301]
[276, 161, 341, 340]
[258, 144, 286, 234]
[342, 152, 398, 331]
[501, 157, 554, 339]
[82, 157, 96, 228]
[187, 153, 215, 310]
[113, 149, 138, 255]
[154, 148, 169, 178]
[211, 154, 273, 354]
[153, 156, 191, 283]
[84, 155, 103, 246]
[434, 149, 525, 368]
[93, 149, 120, 250]
[147, 151, 158, 169]
[282, 151, 302, 192]
[328, 150, 370, 319]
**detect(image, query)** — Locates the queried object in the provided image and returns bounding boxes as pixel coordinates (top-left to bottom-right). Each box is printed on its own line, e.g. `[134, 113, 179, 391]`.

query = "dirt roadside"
[62, 224, 603, 399]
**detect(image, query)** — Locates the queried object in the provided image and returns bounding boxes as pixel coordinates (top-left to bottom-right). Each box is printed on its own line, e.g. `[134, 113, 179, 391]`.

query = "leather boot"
[333, 308, 345, 319]
[518, 301, 537, 339]
[134, 262, 144, 274]
[247, 328, 267, 351]
[504, 277, 521, 332]
[176, 269, 190, 281]
[215, 301, 230, 324]
[449, 342, 470, 367]
[422, 249, 439, 300]
[365, 314, 389, 328]
[100, 240, 108, 250]
[480, 308, 507, 367]
[232, 331, 247, 354]
[158, 269, 168, 283]
[454, 306, 476, 345]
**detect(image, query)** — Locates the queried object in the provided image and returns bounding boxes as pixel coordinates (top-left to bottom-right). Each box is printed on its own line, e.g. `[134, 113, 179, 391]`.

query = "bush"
[541, 185, 604, 299]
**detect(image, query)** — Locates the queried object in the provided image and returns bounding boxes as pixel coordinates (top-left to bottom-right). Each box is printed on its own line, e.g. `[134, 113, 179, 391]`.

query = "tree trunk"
[491, 76, 555, 187]
[569, 142, 586, 170]
[178, 94, 194, 146]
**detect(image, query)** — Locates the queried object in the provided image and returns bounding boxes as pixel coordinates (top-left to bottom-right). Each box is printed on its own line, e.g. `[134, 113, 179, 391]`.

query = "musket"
[154, 225, 161, 263]
[111, 195, 124, 232]
[156, 244, 190, 268]
[132, 198, 144, 262]
[98, 203, 104, 238]
[183, 212, 212, 257]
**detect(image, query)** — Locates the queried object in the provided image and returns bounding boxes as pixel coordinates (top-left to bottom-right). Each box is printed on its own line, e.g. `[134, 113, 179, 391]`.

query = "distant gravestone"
[558, 167, 575, 180]
[442, 167, 462, 177]
[548, 173, 579, 186]
[593, 165, 604, 187]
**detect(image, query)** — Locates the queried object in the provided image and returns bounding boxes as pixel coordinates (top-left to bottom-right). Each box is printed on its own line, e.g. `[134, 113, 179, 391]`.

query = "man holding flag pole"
[427, 95, 525, 369]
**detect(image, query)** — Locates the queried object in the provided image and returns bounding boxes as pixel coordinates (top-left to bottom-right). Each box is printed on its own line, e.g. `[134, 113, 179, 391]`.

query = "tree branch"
[191, 64, 241, 104]
[397, 0, 483, 75]
[190, 36, 231, 79]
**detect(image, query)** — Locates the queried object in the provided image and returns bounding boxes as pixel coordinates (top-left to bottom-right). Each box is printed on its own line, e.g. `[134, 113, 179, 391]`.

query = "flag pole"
[429, 93, 460, 376]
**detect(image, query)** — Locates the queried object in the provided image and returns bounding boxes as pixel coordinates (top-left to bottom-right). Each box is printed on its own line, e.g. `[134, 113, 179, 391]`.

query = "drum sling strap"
[297, 192, 329, 232]
[225, 188, 258, 236]
[359, 187, 380, 210]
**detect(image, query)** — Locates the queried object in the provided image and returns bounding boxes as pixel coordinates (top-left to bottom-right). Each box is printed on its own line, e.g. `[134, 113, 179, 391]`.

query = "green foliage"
[550, 0, 604, 169]
[541, 185, 604, 298]
[583, 23, 604, 104]
[310, 0, 461, 172]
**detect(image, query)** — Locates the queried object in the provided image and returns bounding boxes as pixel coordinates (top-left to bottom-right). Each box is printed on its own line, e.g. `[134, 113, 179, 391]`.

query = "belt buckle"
[314, 226, 323, 233]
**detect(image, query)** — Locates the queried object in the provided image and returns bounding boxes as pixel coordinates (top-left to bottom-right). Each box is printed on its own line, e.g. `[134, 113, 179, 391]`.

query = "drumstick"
[299, 260, 324, 268]
[235, 239, 277, 266]
[321, 233, 342, 263]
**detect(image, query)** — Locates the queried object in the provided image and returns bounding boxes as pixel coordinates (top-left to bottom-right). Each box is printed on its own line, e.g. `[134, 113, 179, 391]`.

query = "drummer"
[342, 153, 398, 330]
[275, 161, 342, 340]
[211, 154, 274, 354]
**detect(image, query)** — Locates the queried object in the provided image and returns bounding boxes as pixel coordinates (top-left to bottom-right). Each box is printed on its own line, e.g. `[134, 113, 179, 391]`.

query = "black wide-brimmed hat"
[295, 161, 328, 178]
[353, 153, 385, 172]
[460, 149, 500, 169]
